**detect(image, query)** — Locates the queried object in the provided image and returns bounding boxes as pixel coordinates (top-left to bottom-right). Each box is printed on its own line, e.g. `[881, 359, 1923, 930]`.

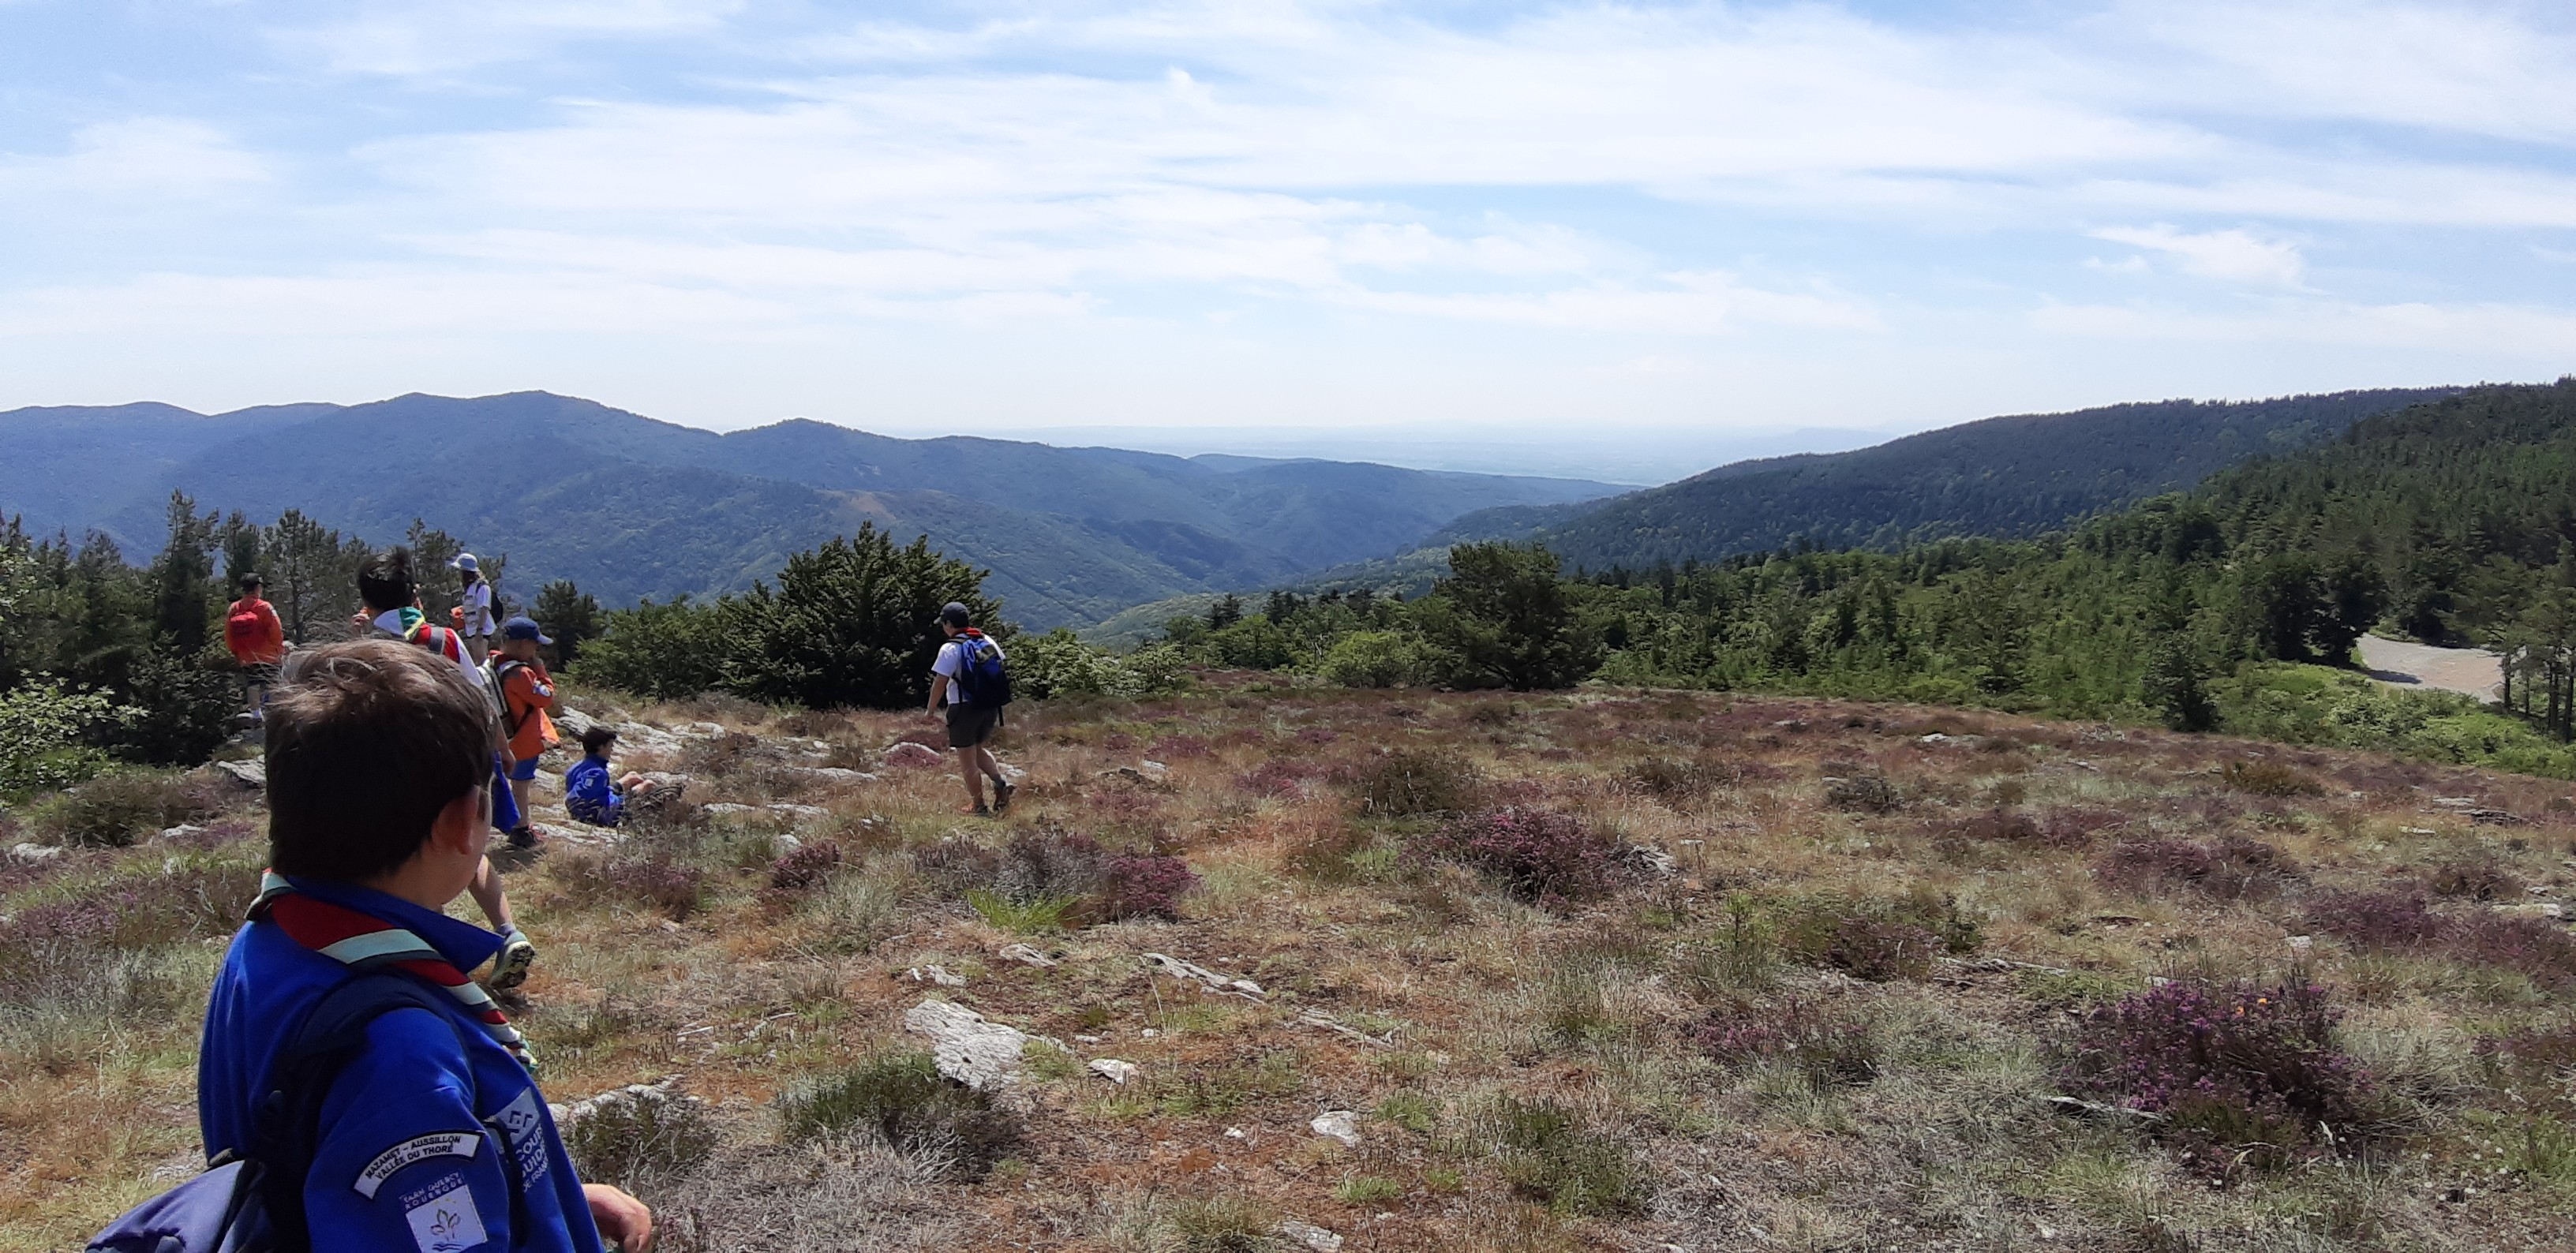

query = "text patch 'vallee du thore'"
[354, 1131, 481, 1199]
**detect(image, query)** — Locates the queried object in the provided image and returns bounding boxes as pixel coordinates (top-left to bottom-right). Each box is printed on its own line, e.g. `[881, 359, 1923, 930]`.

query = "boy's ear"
[430, 787, 487, 855]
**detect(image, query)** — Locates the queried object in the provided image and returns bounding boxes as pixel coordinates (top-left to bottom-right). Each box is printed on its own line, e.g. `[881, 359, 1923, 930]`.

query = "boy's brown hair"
[265, 638, 497, 881]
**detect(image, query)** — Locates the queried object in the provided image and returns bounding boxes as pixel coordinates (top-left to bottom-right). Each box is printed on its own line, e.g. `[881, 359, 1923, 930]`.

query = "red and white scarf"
[250, 871, 531, 1068]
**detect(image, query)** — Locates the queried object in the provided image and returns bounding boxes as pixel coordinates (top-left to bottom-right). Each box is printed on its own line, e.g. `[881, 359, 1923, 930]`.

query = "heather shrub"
[1346, 749, 1481, 817]
[2427, 851, 2523, 901]
[1101, 854, 1200, 920]
[2447, 915, 2576, 989]
[568, 854, 706, 921]
[2475, 1022, 2576, 1109]
[28, 769, 219, 847]
[992, 828, 1110, 903]
[2224, 759, 2325, 798]
[1780, 909, 1940, 982]
[2304, 888, 2447, 949]
[564, 1087, 719, 1189]
[769, 840, 845, 890]
[1624, 757, 1718, 802]
[1235, 757, 1323, 799]
[2057, 978, 2378, 1174]
[2038, 806, 2129, 848]
[778, 1050, 1024, 1178]
[2096, 835, 2299, 900]
[1777, 890, 1978, 981]
[1696, 995, 1882, 1090]
[1409, 808, 1631, 910]
[1822, 772, 1899, 814]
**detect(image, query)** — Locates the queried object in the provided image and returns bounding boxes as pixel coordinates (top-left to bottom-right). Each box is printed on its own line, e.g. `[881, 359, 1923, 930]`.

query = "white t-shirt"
[931, 635, 1005, 706]
[459, 580, 495, 635]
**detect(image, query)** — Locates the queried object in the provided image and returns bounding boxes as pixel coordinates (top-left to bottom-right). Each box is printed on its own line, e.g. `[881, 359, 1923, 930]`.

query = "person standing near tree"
[925, 602, 1016, 817]
[223, 574, 287, 723]
[453, 553, 496, 664]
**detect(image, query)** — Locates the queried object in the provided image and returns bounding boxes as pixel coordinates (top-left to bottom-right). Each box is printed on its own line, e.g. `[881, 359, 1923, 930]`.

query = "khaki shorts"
[945, 703, 1001, 749]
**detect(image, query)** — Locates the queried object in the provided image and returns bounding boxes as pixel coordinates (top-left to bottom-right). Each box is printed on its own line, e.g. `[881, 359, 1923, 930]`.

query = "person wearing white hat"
[451, 552, 496, 664]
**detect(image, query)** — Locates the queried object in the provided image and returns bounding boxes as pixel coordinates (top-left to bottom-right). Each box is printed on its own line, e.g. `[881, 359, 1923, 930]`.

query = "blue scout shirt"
[198, 877, 604, 1253]
[564, 757, 623, 828]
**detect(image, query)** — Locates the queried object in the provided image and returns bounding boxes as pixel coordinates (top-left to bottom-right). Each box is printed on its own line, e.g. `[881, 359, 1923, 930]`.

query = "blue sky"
[4, 1, 2574, 479]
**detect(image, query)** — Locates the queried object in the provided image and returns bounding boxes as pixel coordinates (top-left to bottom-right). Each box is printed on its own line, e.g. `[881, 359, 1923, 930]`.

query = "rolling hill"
[0, 391, 1619, 628]
[1433, 387, 2461, 570]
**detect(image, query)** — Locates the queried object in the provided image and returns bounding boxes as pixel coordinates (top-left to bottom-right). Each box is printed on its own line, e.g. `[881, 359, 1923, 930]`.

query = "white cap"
[451, 552, 479, 573]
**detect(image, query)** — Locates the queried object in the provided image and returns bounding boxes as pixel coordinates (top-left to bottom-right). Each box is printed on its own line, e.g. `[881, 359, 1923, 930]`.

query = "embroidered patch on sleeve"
[354, 1131, 482, 1199]
[403, 1179, 489, 1253]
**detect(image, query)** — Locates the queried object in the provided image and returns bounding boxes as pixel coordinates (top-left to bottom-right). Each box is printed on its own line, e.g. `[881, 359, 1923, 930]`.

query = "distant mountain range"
[1430, 387, 2463, 570]
[0, 392, 1620, 628]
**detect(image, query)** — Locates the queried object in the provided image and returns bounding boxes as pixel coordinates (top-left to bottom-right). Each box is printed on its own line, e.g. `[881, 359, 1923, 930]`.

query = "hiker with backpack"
[926, 601, 1016, 817]
[357, 547, 540, 990]
[91, 637, 652, 1253]
[492, 616, 559, 850]
[454, 552, 497, 664]
[223, 574, 286, 723]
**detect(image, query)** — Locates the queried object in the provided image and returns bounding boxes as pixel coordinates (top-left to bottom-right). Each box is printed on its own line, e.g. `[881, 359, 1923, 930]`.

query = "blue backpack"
[88, 974, 457, 1253]
[949, 630, 1013, 709]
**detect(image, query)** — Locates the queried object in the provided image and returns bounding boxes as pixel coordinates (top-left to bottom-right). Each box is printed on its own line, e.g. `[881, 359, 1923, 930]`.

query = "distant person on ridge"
[356, 547, 540, 989]
[453, 552, 496, 664]
[926, 601, 1015, 817]
[187, 638, 650, 1252]
[565, 725, 662, 828]
[492, 616, 559, 849]
[222, 573, 286, 724]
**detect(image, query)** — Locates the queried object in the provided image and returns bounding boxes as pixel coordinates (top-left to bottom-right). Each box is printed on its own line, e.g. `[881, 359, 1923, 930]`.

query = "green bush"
[778, 1051, 1023, 1177]
[576, 595, 732, 699]
[1009, 629, 1188, 700]
[0, 681, 125, 798]
[1316, 630, 1440, 689]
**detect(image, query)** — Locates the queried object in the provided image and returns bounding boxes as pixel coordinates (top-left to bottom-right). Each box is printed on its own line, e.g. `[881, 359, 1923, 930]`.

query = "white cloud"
[2035, 297, 2576, 357]
[0, 118, 268, 198]
[277, 0, 743, 77]
[2091, 224, 2308, 287]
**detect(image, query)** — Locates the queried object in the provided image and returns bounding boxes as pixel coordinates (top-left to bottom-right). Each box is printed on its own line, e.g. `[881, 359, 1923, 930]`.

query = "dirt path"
[2357, 634, 2502, 702]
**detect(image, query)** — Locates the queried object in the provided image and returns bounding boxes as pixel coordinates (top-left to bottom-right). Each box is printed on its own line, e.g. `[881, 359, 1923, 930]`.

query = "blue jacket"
[564, 757, 623, 828]
[198, 878, 604, 1253]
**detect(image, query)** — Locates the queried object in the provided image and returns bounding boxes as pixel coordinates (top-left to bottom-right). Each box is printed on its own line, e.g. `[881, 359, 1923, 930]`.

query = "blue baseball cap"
[500, 615, 552, 643]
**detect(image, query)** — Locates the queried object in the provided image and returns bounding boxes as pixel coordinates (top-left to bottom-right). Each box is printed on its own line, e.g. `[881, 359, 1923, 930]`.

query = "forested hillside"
[1435, 387, 2457, 570]
[0, 391, 1617, 627]
[1160, 380, 2576, 778]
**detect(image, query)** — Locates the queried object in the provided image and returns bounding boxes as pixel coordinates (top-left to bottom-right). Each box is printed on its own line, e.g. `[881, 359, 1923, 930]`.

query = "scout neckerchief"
[249, 872, 532, 1068]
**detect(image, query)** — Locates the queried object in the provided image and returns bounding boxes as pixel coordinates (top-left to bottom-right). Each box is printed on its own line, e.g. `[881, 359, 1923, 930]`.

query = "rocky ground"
[8, 680, 2576, 1251]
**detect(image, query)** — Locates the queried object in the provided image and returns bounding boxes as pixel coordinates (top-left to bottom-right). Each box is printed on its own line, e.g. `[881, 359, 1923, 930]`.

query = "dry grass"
[9, 680, 2576, 1250]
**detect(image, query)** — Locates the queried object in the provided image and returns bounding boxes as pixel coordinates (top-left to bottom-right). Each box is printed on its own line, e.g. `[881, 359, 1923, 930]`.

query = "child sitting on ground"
[565, 725, 661, 827]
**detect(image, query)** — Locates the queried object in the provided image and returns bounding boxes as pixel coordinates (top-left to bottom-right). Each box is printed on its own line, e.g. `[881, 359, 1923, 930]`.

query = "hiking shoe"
[964, 803, 993, 818]
[991, 780, 1016, 814]
[491, 928, 537, 991]
[504, 825, 541, 851]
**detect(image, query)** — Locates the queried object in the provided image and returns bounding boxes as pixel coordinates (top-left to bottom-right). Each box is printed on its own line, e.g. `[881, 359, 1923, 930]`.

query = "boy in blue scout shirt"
[197, 638, 653, 1252]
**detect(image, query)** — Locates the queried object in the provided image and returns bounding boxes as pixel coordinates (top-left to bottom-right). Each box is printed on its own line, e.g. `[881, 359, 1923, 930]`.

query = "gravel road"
[2356, 634, 2502, 702]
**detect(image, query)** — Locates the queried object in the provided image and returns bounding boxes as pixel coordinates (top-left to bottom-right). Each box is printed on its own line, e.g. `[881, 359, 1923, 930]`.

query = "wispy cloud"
[2, 1, 2573, 434]
[2091, 225, 2307, 287]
